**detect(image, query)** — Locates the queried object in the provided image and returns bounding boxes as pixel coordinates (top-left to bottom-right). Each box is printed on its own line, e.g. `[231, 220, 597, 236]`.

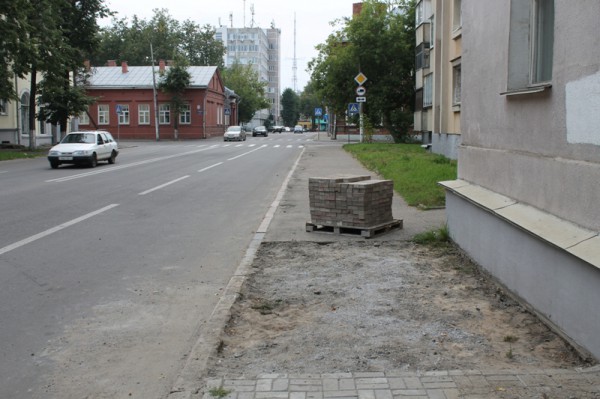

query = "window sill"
[452, 26, 462, 39]
[500, 83, 552, 96]
[452, 104, 461, 112]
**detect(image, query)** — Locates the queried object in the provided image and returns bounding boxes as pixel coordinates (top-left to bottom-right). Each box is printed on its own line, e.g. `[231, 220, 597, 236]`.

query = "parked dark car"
[253, 126, 268, 137]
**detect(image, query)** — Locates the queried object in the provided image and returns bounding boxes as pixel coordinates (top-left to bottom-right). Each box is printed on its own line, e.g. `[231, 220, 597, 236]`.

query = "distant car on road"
[224, 125, 246, 141]
[271, 125, 284, 133]
[47, 130, 118, 169]
[293, 125, 303, 134]
[252, 126, 269, 137]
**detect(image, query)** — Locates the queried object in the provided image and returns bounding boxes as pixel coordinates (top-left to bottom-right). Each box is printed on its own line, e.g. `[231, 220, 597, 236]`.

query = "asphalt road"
[0, 133, 314, 398]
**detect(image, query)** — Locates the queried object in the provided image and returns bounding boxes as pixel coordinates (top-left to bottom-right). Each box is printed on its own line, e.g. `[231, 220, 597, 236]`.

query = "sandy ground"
[206, 240, 593, 377]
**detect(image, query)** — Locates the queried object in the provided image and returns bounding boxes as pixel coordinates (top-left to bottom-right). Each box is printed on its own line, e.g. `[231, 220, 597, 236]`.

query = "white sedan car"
[47, 131, 119, 169]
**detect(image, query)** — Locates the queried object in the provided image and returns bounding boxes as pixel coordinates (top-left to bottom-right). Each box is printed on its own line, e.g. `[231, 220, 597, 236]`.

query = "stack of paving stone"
[308, 175, 394, 228]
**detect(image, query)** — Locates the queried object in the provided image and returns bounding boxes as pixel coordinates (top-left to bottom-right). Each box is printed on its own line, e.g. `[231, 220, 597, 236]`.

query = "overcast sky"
[99, 0, 356, 91]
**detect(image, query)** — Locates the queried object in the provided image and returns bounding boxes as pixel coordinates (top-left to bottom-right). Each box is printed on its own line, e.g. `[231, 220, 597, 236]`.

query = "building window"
[118, 104, 130, 125]
[79, 108, 90, 125]
[453, 64, 462, 105]
[416, 0, 431, 26]
[506, 0, 554, 92]
[423, 74, 433, 108]
[138, 104, 150, 125]
[179, 104, 191, 125]
[415, 88, 423, 112]
[415, 43, 430, 70]
[159, 104, 170, 124]
[453, 0, 462, 31]
[531, 0, 554, 83]
[429, 15, 435, 48]
[0, 99, 7, 115]
[98, 104, 109, 125]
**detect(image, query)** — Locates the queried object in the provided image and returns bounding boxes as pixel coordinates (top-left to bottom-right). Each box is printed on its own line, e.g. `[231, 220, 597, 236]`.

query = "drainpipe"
[203, 90, 207, 139]
[438, 0, 444, 141]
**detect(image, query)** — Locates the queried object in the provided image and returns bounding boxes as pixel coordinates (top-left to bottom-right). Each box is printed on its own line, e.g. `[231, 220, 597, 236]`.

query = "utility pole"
[150, 44, 160, 141]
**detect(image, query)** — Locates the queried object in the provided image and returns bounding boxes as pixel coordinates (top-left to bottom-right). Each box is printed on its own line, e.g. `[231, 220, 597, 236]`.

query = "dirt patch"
[206, 241, 593, 377]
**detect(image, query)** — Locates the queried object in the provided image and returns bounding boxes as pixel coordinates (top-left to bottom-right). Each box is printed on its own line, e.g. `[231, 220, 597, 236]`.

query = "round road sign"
[356, 86, 366, 96]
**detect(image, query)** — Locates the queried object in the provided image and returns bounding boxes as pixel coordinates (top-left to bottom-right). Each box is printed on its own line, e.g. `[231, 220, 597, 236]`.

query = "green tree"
[0, 0, 35, 100]
[281, 88, 300, 127]
[308, 0, 416, 142]
[158, 56, 191, 140]
[38, 0, 111, 138]
[221, 61, 269, 124]
[299, 81, 324, 129]
[93, 9, 225, 68]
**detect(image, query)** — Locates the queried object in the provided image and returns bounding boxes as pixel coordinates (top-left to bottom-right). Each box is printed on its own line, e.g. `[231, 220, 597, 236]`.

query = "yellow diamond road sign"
[354, 72, 367, 85]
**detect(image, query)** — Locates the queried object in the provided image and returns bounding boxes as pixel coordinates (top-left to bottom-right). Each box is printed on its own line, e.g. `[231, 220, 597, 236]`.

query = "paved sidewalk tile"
[202, 369, 600, 399]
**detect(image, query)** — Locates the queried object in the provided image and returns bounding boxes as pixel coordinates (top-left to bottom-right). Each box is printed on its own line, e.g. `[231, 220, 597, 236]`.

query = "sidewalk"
[264, 143, 446, 242]
[172, 140, 599, 399]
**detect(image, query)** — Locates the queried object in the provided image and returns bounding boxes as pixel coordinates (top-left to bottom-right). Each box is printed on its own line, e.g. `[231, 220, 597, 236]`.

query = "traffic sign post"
[348, 103, 359, 115]
[314, 107, 323, 117]
[353, 73, 367, 143]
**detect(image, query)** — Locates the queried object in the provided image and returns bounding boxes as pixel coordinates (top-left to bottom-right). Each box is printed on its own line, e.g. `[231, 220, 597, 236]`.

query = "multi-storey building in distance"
[216, 25, 281, 127]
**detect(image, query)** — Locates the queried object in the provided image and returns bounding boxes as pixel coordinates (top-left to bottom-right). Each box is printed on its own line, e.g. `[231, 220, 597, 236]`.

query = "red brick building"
[81, 60, 238, 140]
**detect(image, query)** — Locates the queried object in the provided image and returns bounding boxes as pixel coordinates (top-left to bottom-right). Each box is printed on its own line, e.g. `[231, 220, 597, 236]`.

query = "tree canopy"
[307, 0, 416, 141]
[0, 0, 110, 148]
[281, 88, 300, 127]
[158, 56, 192, 139]
[92, 9, 225, 68]
[221, 61, 269, 124]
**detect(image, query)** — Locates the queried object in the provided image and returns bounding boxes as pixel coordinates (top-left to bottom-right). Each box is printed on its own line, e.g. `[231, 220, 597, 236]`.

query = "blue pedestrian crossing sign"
[314, 107, 323, 117]
[348, 103, 359, 114]
[115, 104, 122, 114]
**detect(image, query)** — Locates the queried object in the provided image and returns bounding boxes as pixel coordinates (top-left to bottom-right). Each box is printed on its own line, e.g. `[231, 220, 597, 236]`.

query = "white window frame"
[423, 73, 433, 108]
[98, 104, 109, 125]
[118, 104, 130, 125]
[504, 0, 554, 94]
[138, 104, 150, 125]
[159, 104, 170, 125]
[0, 99, 7, 115]
[453, 0, 462, 32]
[416, 0, 431, 27]
[179, 104, 191, 125]
[530, 0, 554, 84]
[452, 63, 462, 106]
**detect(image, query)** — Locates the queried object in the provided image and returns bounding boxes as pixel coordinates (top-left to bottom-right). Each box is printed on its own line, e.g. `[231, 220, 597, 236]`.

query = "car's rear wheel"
[108, 150, 117, 164]
[90, 153, 97, 168]
[50, 160, 59, 169]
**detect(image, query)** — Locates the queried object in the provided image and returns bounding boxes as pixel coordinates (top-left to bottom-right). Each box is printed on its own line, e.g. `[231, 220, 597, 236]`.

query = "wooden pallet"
[305, 219, 403, 238]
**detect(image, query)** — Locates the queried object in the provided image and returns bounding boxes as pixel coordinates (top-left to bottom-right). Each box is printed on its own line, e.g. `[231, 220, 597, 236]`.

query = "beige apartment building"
[414, 0, 462, 159]
[0, 73, 59, 147]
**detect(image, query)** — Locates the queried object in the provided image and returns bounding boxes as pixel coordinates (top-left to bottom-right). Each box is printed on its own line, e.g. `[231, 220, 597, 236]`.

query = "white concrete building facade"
[216, 26, 281, 127]
[442, 0, 600, 360]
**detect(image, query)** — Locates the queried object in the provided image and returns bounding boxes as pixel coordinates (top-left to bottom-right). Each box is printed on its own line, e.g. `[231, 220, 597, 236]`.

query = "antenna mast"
[250, 4, 255, 28]
[293, 13, 298, 92]
[243, 0, 246, 27]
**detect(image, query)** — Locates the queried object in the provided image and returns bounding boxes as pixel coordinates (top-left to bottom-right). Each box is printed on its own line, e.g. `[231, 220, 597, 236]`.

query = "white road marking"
[0, 204, 120, 256]
[138, 175, 190, 196]
[46, 146, 219, 183]
[198, 162, 223, 173]
[227, 145, 267, 161]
